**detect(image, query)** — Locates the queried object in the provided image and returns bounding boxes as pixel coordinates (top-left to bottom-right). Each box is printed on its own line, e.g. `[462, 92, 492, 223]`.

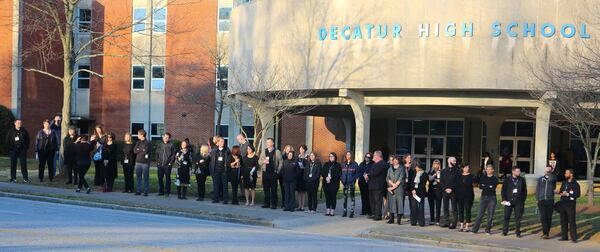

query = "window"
[133, 8, 146, 32]
[217, 66, 228, 90]
[216, 124, 229, 146]
[131, 122, 145, 140]
[151, 66, 165, 91]
[241, 125, 255, 145]
[153, 8, 167, 32]
[500, 121, 534, 137]
[151, 123, 164, 141]
[78, 9, 92, 32]
[132, 65, 145, 90]
[218, 7, 232, 32]
[77, 65, 90, 89]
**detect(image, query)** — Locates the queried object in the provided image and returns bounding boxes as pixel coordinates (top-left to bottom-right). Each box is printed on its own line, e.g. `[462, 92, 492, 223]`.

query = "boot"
[182, 187, 188, 200]
[387, 213, 395, 224]
[177, 186, 182, 199]
[349, 211, 354, 218]
[342, 210, 347, 217]
[397, 214, 402, 225]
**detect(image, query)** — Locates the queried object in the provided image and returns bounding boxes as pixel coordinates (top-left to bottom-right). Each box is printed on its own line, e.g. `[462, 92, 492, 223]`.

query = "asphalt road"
[0, 197, 461, 252]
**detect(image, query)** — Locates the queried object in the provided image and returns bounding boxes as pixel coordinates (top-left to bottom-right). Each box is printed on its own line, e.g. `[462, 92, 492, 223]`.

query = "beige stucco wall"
[229, 0, 598, 93]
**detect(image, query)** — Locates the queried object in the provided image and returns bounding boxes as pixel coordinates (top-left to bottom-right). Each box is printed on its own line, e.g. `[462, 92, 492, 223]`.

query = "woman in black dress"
[63, 126, 78, 185]
[242, 145, 259, 206]
[457, 163, 475, 232]
[73, 135, 94, 194]
[229, 145, 242, 205]
[194, 144, 211, 201]
[296, 144, 308, 211]
[121, 133, 135, 193]
[305, 152, 322, 214]
[103, 133, 118, 192]
[91, 125, 107, 187]
[322, 152, 341, 216]
[175, 141, 193, 200]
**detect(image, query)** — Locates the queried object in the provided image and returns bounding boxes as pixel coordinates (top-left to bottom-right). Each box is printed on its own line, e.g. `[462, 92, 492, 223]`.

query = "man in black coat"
[501, 166, 527, 237]
[440, 156, 460, 229]
[156, 133, 177, 196]
[6, 119, 30, 183]
[558, 169, 580, 243]
[357, 153, 373, 216]
[209, 137, 230, 204]
[365, 151, 387, 221]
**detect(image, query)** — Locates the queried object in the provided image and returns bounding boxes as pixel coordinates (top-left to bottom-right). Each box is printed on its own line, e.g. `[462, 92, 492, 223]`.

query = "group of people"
[5, 118, 581, 243]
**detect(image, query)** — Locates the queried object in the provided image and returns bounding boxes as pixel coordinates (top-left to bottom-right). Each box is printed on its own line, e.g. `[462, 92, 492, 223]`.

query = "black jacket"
[74, 142, 94, 164]
[156, 141, 176, 167]
[304, 160, 322, 183]
[440, 165, 461, 191]
[62, 135, 78, 165]
[478, 174, 499, 197]
[282, 159, 300, 183]
[559, 179, 580, 202]
[35, 129, 58, 153]
[408, 171, 428, 198]
[536, 174, 557, 201]
[321, 161, 341, 187]
[367, 160, 388, 191]
[122, 143, 135, 167]
[209, 147, 230, 174]
[501, 175, 527, 203]
[194, 153, 211, 175]
[456, 174, 475, 200]
[357, 161, 373, 183]
[133, 139, 152, 164]
[6, 127, 30, 151]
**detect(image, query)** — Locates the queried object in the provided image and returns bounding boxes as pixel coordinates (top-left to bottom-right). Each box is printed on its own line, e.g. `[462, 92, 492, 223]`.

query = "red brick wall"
[311, 116, 347, 162]
[0, 0, 12, 109]
[164, 0, 216, 145]
[280, 114, 307, 150]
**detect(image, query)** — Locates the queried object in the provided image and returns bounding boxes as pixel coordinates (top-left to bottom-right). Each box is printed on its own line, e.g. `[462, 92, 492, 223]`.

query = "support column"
[482, 116, 504, 176]
[339, 89, 370, 164]
[534, 103, 551, 176]
[305, 116, 314, 151]
[257, 107, 276, 147]
[342, 118, 353, 151]
[11, 0, 22, 118]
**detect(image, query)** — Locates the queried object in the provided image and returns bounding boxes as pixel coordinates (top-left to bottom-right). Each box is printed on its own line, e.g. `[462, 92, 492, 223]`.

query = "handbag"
[93, 146, 103, 161]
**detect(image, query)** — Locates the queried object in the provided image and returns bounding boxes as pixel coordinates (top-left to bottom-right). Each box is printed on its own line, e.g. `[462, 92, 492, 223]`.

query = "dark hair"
[483, 152, 490, 157]
[299, 144, 308, 152]
[413, 160, 423, 170]
[137, 129, 146, 137]
[43, 119, 50, 124]
[287, 150, 296, 160]
[344, 150, 354, 162]
[364, 152, 373, 158]
[184, 138, 190, 143]
[266, 137, 274, 142]
[461, 163, 470, 169]
[68, 125, 77, 131]
[565, 168, 574, 175]
[164, 132, 172, 138]
[485, 163, 495, 169]
[512, 166, 521, 171]
[247, 145, 256, 154]
[107, 132, 116, 139]
[328, 152, 337, 162]
[80, 135, 89, 141]
[231, 145, 241, 156]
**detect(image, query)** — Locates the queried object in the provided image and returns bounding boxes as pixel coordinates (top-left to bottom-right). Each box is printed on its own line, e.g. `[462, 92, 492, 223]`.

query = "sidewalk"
[0, 182, 597, 252]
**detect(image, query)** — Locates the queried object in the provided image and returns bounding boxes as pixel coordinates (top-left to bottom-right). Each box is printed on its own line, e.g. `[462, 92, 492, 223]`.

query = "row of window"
[216, 124, 255, 147]
[77, 7, 166, 34]
[131, 122, 164, 141]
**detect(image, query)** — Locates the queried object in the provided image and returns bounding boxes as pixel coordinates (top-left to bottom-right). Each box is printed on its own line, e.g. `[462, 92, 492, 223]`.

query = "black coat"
[304, 161, 322, 183]
[121, 143, 135, 167]
[321, 161, 341, 187]
[194, 153, 211, 175]
[209, 147, 230, 174]
[440, 165, 461, 191]
[6, 127, 30, 151]
[501, 176, 527, 203]
[282, 159, 300, 183]
[367, 160, 388, 191]
[62, 135, 78, 165]
[408, 171, 428, 198]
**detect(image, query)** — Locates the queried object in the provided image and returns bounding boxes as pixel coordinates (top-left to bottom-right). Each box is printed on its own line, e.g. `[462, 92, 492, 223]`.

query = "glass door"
[412, 135, 446, 171]
[413, 136, 428, 170]
[499, 137, 534, 173]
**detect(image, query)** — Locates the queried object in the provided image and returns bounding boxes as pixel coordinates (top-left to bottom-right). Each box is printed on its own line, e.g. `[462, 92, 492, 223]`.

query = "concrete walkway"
[0, 182, 597, 252]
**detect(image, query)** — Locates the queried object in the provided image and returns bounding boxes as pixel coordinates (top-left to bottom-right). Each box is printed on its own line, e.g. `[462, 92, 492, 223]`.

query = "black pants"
[64, 163, 77, 183]
[457, 196, 474, 223]
[195, 173, 207, 199]
[212, 171, 228, 202]
[502, 201, 524, 235]
[229, 169, 240, 203]
[369, 189, 383, 218]
[410, 195, 426, 226]
[306, 180, 319, 211]
[324, 183, 339, 209]
[403, 192, 414, 217]
[263, 173, 278, 207]
[93, 160, 104, 186]
[560, 201, 578, 241]
[283, 181, 296, 210]
[538, 200, 555, 236]
[9, 149, 28, 181]
[38, 151, 54, 181]
[473, 195, 497, 233]
[157, 165, 172, 195]
[278, 174, 285, 207]
[122, 163, 134, 192]
[343, 184, 356, 214]
[77, 161, 91, 189]
[442, 191, 458, 227]
[358, 180, 371, 215]
[427, 189, 442, 222]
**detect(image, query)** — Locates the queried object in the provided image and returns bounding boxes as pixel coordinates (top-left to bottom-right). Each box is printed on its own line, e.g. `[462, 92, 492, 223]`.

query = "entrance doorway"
[413, 135, 446, 171]
[499, 121, 535, 173]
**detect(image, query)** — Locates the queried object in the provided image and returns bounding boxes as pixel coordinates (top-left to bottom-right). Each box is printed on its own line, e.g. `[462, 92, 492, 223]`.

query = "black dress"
[242, 155, 259, 189]
[175, 150, 192, 185]
[296, 155, 308, 192]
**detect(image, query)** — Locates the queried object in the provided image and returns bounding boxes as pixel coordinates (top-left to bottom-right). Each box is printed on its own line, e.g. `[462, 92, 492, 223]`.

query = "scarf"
[414, 170, 424, 184]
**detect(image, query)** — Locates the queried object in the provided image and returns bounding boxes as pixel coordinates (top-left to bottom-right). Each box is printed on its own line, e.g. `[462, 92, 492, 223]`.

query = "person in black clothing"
[477, 152, 493, 183]
[229, 145, 242, 205]
[402, 155, 415, 221]
[6, 119, 30, 183]
[260, 138, 283, 209]
[63, 126, 78, 185]
[156, 133, 176, 196]
[501, 166, 527, 237]
[427, 159, 442, 225]
[175, 141, 193, 200]
[408, 161, 427, 227]
[121, 133, 135, 193]
[304, 152, 321, 214]
[296, 145, 309, 212]
[366, 151, 387, 221]
[471, 164, 498, 235]
[133, 129, 151, 196]
[103, 133, 118, 192]
[456, 164, 475, 232]
[242, 145, 259, 206]
[194, 144, 211, 201]
[280, 145, 295, 209]
[536, 166, 557, 239]
[357, 153, 373, 216]
[91, 125, 108, 187]
[209, 137, 230, 204]
[73, 135, 93, 194]
[322, 152, 341, 216]
[282, 151, 300, 211]
[440, 156, 460, 229]
[558, 169, 580, 243]
[35, 120, 58, 182]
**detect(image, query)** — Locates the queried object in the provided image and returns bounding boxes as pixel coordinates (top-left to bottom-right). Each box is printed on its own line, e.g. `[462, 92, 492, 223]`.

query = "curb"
[0, 191, 274, 228]
[357, 230, 533, 252]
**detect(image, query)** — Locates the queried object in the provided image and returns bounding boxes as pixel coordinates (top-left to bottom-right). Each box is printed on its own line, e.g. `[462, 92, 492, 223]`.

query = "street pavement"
[0, 197, 460, 252]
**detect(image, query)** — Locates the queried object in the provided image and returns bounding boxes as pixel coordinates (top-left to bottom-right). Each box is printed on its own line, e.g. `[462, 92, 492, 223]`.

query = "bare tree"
[525, 34, 600, 207]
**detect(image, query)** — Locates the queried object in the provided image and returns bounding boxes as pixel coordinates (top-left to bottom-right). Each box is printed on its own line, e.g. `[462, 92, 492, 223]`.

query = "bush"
[0, 105, 16, 155]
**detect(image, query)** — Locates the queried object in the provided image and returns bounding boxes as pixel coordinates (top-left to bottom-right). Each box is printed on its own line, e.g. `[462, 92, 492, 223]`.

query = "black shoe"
[572, 240, 578, 244]
[373, 216, 382, 221]
[449, 225, 456, 229]
[559, 238, 569, 241]
[182, 196, 187, 200]
[397, 216, 402, 225]
[86, 188, 91, 194]
[76, 189, 81, 193]
[270, 206, 277, 209]
[212, 200, 219, 203]
[349, 212, 354, 218]
[502, 233, 508, 236]
[223, 201, 229, 205]
[143, 193, 148, 196]
[342, 211, 347, 217]
[387, 214, 395, 224]
[516, 233, 522, 238]
[65, 181, 72, 184]
[232, 201, 239, 205]
[197, 198, 203, 201]
[135, 192, 141, 196]
[261, 205, 270, 208]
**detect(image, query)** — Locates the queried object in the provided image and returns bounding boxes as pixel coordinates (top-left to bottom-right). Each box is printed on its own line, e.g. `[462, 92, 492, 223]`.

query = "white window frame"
[218, 6, 232, 33]
[133, 7, 146, 33]
[131, 122, 146, 139]
[131, 65, 145, 91]
[151, 65, 165, 91]
[77, 8, 92, 33]
[216, 65, 228, 90]
[216, 124, 230, 145]
[76, 64, 91, 89]
[151, 122, 165, 140]
[153, 7, 167, 33]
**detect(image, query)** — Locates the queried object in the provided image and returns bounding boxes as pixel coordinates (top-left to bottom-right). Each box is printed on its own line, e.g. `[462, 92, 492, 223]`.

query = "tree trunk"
[587, 161, 594, 206]
[59, 75, 71, 176]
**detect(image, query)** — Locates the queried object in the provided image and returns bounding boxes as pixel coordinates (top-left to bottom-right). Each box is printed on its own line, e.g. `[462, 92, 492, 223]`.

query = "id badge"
[145, 154, 149, 159]
[489, 185, 493, 188]
[309, 173, 313, 178]
[415, 184, 419, 189]
[570, 190, 574, 194]
[183, 161, 188, 165]
[218, 156, 223, 161]
[513, 188, 518, 193]
[14, 136, 19, 141]
[200, 160, 204, 163]
[124, 159, 129, 164]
